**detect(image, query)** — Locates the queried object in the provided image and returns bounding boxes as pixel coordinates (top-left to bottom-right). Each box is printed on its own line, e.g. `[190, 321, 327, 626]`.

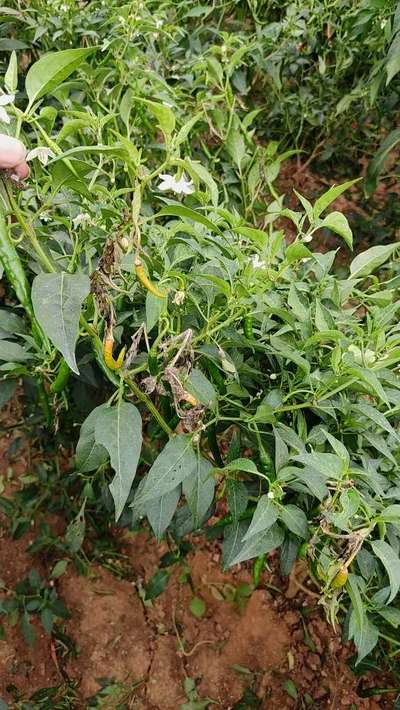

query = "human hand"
[0, 134, 30, 181]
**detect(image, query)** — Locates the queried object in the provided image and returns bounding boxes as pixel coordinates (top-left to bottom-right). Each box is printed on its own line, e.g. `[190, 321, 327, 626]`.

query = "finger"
[0, 134, 27, 169]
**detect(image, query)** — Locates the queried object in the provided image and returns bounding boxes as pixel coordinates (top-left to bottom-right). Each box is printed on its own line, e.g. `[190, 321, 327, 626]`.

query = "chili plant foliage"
[0, 38, 400, 664]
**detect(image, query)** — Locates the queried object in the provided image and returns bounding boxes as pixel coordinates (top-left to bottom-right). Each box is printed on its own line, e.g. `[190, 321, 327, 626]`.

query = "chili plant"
[0, 42, 400, 665]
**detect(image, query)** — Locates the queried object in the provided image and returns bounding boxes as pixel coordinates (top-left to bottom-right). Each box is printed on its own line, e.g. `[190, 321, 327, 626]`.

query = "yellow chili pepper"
[103, 337, 126, 370]
[181, 392, 198, 407]
[331, 565, 348, 589]
[135, 256, 165, 299]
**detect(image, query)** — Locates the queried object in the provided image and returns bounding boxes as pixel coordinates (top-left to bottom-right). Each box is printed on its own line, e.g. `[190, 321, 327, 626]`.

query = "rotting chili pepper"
[50, 359, 71, 393]
[135, 255, 165, 299]
[103, 336, 126, 371]
[331, 565, 348, 589]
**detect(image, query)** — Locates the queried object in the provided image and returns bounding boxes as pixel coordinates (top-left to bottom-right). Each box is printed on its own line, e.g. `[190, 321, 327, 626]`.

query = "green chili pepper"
[207, 423, 224, 467]
[205, 359, 226, 395]
[298, 542, 309, 560]
[243, 314, 254, 340]
[50, 359, 71, 393]
[0, 202, 33, 319]
[148, 346, 159, 376]
[258, 445, 274, 478]
[252, 554, 266, 587]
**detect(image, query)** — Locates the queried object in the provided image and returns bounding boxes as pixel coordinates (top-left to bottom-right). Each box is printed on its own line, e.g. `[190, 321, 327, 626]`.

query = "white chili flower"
[158, 173, 194, 195]
[72, 212, 92, 229]
[303, 234, 313, 243]
[267, 491, 275, 499]
[155, 19, 163, 28]
[173, 290, 185, 305]
[251, 254, 266, 269]
[26, 147, 55, 166]
[270, 373, 277, 380]
[0, 93, 15, 124]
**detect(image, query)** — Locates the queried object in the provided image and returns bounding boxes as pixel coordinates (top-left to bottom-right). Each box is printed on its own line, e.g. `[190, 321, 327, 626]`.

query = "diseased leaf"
[32, 272, 90, 374]
[95, 401, 142, 520]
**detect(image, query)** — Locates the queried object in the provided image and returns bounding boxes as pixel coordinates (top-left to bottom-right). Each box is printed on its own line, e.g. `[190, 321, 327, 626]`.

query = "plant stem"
[125, 377, 173, 437]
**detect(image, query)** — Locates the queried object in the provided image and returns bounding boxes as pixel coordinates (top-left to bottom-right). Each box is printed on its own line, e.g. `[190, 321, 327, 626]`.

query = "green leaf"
[347, 574, 379, 663]
[243, 495, 278, 541]
[50, 559, 68, 579]
[284, 241, 312, 264]
[381, 505, 400, 528]
[346, 365, 389, 405]
[352, 403, 400, 442]
[31, 272, 90, 374]
[157, 205, 221, 234]
[136, 97, 175, 138]
[320, 211, 353, 249]
[226, 121, 246, 169]
[222, 521, 248, 569]
[227, 479, 248, 520]
[145, 570, 170, 600]
[21, 611, 36, 647]
[312, 179, 360, 219]
[146, 291, 167, 332]
[294, 451, 345, 479]
[365, 129, 400, 195]
[386, 33, 400, 85]
[183, 458, 214, 528]
[0, 340, 31, 362]
[370, 540, 400, 603]
[40, 607, 53, 635]
[146, 486, 180, 542]
[5, 50, 17, 93]
[190, 596, 206, 619]
[26, 47, 96, 108]
[350, 243, 398, 279]
[65, 500, 85, 553]
[186, 368, 217, 409]
[95, 401, 142, 520]
[0, 309, 26, 334]
[229, 523, 284, 567]
[185, 158, 218, 206]
[175, 114, 202, 146]
[279, 504, 308, 539]
[76, 404, 109, 472]
[219, 458, 259, 475]
[133, 435, 197, 507]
